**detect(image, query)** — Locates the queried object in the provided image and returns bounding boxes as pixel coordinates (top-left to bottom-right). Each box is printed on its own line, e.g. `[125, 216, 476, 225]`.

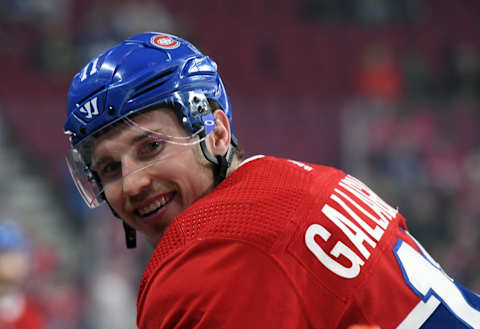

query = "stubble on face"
[96, 107, 222, 245]
[119, 142, 217, 245]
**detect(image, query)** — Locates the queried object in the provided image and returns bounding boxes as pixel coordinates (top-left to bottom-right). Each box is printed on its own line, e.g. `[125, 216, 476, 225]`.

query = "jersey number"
[393, 239, 480, 328]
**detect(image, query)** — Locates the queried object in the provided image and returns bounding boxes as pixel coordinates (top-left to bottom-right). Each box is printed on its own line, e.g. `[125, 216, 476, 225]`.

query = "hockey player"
[0, 221, 47, 329]
[64, 32, 480, 328]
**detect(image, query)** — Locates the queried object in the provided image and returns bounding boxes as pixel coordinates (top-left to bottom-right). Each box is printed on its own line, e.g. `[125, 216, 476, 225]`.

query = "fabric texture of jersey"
[136, 156, 480, 329]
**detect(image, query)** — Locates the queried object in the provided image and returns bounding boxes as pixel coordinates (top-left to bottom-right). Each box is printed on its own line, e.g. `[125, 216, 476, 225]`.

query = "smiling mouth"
[135, 192, 176, 217]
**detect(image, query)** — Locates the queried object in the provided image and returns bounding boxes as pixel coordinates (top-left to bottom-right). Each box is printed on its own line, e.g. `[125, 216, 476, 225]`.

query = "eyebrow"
[131, 130, 154, 144]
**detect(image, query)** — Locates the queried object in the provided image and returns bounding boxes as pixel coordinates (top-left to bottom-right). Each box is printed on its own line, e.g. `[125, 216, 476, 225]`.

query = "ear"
[207, 109, 231, 157]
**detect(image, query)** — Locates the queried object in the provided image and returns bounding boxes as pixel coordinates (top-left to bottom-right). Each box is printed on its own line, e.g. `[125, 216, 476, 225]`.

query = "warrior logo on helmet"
[150, 34, 180, 49]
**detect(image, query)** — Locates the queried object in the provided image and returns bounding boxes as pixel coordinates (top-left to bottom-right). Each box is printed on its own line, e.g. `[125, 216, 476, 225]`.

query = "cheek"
[179, 161, 215, 203]
[103, 184, 124, 211]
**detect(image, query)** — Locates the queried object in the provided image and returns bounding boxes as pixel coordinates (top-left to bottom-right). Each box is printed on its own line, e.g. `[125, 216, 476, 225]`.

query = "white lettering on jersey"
[321, 202, 376, 260]
[79, 97, 99, 119]
[332, 189, 385, 242]
[288, 160, 313, 172]
[305, 175, 397, 278]
[340, 175, 398, 226]
[305, 224, 364, 279]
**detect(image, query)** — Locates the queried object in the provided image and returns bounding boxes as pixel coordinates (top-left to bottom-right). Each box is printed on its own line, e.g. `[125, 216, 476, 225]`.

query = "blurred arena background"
[0, 0, 479, 328]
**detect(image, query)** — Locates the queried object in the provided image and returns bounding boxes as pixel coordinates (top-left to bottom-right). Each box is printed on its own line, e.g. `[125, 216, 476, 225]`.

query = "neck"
[226, 155, 241, 177]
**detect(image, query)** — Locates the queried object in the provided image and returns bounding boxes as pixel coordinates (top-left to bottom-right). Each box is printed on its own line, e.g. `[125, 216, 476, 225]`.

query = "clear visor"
[66, 109, 213, 208]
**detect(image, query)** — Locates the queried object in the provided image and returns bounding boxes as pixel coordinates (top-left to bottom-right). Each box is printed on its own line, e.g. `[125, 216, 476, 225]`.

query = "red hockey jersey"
[137, 156, 480, 329]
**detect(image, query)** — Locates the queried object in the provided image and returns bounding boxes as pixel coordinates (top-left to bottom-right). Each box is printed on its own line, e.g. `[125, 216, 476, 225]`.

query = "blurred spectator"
[0, 220, 47, 329]
[30, 244, 84, 329]
[355, 43, 404, 102]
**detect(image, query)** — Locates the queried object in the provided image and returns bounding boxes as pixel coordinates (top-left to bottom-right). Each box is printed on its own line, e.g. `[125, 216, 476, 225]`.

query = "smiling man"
[64, 33, 480, 329]
[88, 106, 234, 245]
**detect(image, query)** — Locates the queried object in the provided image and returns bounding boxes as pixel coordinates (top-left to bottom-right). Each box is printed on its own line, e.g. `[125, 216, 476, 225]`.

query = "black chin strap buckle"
[123, 221, 137, 249]
[214, 135, 237, 186]
[214, 154, 229, 186]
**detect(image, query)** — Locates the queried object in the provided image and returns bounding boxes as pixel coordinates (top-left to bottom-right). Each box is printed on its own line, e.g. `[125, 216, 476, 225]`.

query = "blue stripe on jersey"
[393, 237, 480, 328]
[457, 283, 480, 310]
[421, 303, 469, 328]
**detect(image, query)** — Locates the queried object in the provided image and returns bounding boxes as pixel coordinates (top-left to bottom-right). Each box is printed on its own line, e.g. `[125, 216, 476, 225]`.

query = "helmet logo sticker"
[79, 97, 99, 119]
[80, 57, 100, 82]
[150, 35, 180, 49]
[202, 113, 216, 135]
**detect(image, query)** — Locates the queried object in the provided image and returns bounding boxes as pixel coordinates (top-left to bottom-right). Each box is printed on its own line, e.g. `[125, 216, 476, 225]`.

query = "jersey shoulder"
[137, 239, 310, 329]
[159, 155, 345, 254]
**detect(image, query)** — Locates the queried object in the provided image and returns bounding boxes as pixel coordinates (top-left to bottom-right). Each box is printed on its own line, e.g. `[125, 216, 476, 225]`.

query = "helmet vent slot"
[132, 68, 176, 99]
[77, 86, 105, 106]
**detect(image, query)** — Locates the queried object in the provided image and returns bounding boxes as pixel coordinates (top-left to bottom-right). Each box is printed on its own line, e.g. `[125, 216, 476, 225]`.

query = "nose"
[121, 159, 152, 196]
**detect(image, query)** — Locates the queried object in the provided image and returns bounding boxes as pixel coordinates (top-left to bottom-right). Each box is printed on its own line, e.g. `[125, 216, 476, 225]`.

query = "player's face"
[91, 108, 219, 246]
[0, 251, 29, 293]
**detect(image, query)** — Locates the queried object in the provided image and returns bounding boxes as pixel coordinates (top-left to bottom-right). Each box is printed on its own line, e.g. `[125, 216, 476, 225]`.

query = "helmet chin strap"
[200, 135, 238, 186]
[122, 221, 137, 249]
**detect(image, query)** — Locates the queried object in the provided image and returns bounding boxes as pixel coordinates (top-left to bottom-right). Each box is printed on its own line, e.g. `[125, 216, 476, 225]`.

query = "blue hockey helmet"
[64, 32, 237, 212]
[64, 32, 234, 146]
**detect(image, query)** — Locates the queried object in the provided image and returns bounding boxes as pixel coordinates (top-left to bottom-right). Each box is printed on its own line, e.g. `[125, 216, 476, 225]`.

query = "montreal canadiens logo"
[150, 35, 180, 49]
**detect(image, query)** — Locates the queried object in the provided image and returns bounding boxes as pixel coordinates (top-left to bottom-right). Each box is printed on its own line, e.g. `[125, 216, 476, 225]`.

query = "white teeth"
[138, 196, 169, 216]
